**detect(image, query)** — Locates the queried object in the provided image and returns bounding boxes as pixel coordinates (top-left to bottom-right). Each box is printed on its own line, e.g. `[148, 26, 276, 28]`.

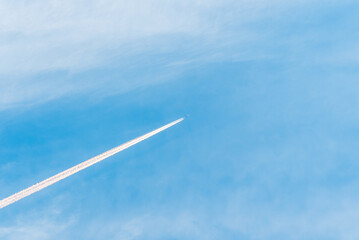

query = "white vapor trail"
[0, 118, 184, 209]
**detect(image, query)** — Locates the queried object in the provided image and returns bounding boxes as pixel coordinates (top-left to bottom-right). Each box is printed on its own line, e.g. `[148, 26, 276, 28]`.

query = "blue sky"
[1, 1, 359, 239]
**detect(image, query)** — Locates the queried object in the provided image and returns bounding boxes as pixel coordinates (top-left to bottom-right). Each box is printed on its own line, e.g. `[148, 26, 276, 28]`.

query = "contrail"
[0, 118, 184, 209]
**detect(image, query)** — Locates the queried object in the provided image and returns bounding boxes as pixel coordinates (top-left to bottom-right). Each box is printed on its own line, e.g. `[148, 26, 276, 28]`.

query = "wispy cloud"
[0, 220, 72, 240]
[0, 193, 76, 240]
[0, 0, 226, 74]
[0, 0, 308, 110]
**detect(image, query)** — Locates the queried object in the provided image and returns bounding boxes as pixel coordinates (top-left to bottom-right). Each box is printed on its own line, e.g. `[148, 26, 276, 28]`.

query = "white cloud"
[0, 221, 69, 240]
[84, 211, 217, 240]
[3, 189, 359, 240]
[1, 0, 302, 75]
[0, 0, 224, 74]
[0, 0, 234, 110]
[0, 196, 76, 240]
[0, 0, 319, 110]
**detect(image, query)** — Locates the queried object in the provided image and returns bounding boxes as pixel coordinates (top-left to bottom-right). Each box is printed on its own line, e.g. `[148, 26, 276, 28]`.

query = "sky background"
[1, 1, 359, 239]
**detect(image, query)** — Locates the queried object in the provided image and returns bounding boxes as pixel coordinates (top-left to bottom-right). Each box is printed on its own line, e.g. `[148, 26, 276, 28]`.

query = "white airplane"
[0, 118, 184, 209]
